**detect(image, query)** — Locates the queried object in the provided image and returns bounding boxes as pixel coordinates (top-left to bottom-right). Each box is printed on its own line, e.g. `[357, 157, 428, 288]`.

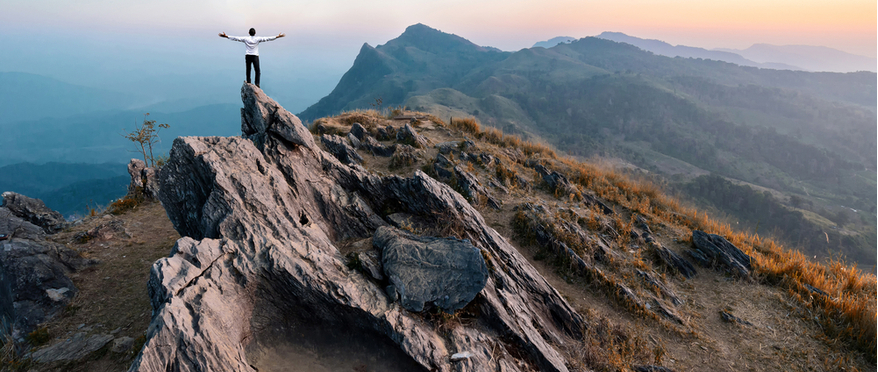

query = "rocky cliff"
[132, 84, 586, 371]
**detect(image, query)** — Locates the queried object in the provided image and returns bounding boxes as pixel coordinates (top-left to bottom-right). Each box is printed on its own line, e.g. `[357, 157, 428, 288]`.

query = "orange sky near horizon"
[1, 0, 875, 56]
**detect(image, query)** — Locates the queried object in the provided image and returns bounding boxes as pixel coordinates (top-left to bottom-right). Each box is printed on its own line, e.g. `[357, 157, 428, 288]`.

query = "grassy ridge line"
[436, 115, 876, 359]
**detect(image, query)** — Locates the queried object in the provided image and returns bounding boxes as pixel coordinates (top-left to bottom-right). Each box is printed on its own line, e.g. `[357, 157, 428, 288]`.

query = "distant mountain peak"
[533, 36, 576, 49]
[388, 23, 489, 53]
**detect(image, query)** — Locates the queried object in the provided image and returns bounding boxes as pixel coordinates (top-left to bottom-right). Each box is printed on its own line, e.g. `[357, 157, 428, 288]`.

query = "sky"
[2, 0, 874, 55]
[0, 0, 874, 111]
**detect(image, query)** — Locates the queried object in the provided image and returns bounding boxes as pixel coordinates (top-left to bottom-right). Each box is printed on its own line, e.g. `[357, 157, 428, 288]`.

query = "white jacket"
[226, 35, 279, 56]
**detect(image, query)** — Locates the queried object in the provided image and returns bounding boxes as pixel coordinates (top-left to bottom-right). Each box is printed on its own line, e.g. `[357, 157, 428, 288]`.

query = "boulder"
[322, 133, 363, 164]
[136, 83, 584, 372]
[396, 123, 429, 149]
[374, 226, 488, 312]
[1, 192, 66, 233]
[691, 230, 752, 279]
[0, 235, 94, 336]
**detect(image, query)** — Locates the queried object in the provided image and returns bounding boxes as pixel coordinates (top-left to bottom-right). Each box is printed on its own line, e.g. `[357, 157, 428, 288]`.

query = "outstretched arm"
[218, 32, 228, 38]
[258, 33, 285, 42]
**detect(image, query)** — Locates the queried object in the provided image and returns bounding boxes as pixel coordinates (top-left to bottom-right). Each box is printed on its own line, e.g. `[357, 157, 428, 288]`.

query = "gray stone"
[127, 159, 146, 194]
[347, 132, 362, 149]
[0, 207, 45, 241]
[138, 83, 584, 372]
[361, 135, 395, 157]
[396, 123, 429, 149]
[453, 166, 501, 210]
[374, 226, 488, 312]
[691, 230, 752, 279]
[1, 192, 66, 234]
[652, 243, 697, 279]
[359, 250, 385, 281]
[127, 159, 160, 199]
[349, 122, 368, 140]
[322, 134, 363, 164]
[31, 332, 113, 363]
[0, 231, 94, 335]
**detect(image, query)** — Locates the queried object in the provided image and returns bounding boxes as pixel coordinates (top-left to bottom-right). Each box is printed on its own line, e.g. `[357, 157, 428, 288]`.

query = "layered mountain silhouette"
[300, 24, 877, 265]
[595, 32, 802, 70]
[717, 44, 877, 73]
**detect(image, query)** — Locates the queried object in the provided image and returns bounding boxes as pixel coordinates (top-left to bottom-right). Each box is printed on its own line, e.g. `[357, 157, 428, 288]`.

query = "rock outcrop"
[127, 159, 160, 199]
[1, 192, 66, 233]
[0, 197, 94, 337]
[690, 230, 753, 279]
[135, 83, 584, 372]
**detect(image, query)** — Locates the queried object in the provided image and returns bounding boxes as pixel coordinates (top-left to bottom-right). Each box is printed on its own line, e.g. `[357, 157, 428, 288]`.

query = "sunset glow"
[1, 0, 874, 56]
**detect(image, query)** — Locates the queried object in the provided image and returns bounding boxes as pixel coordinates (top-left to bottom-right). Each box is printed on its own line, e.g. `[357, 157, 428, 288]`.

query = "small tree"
[124, 113, 169, 167]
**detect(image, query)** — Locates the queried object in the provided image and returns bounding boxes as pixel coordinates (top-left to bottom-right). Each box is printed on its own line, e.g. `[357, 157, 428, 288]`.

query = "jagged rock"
[652, 243, 697, 279]
[374, 226, 488, 312]
[720, 310, 753, 326]
[127, 159, 161, 199]
[489, 180, 509, 194]
[138, 83, 584, 372]
[453, 166, 501, 210]
[0, 207, 45, 241]
[322, 133, 364, 164]
[347, 132, 362, 149]
[358, 250, 385, 281]
[435, 153, 454, 168]
[31, 332, 114, 363]
[361, 135, 395, 157]
[127, 159, 146, 194]
[389, 144, 419, 168]
[532, 164, 581, 200]
[0, 237, 93, 334]
[376, 125, 395, 141]
[479, 153, 498, 167]
[350, 122, 368, 140]
[396, 123, 429, 149]
[435, 141, 460, 154]
[1, 192, 66, 233]
[691, 230, 752, 279]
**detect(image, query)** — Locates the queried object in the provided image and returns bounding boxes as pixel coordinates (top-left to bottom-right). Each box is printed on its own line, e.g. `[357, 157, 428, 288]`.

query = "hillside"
[5, 84, 874, 371]
[298, 24, 877, 267]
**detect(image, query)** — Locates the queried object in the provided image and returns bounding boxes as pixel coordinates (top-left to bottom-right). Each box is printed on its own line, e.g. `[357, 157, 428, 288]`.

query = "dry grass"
[317, 108, 875, 361]
[529, 151, 877, 361]
[444, 117, 558, 158]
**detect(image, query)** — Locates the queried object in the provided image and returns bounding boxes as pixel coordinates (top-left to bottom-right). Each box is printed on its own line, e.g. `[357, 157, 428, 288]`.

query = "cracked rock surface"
[133, 83, 583, 372]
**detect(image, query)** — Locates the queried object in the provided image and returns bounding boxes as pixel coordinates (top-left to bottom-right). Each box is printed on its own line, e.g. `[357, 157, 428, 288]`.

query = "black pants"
[245, 55, 260, 87]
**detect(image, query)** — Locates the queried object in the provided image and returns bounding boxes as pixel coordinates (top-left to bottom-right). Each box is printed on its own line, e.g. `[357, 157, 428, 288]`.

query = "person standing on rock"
[219, 28, 285, 88]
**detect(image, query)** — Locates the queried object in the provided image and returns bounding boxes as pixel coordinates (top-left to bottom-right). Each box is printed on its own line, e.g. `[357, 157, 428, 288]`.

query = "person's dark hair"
[249, 28, 256, 36]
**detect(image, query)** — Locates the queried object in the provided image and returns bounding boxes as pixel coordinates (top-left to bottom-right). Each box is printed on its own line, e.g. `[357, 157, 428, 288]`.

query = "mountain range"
[299, 23, 876, 265]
